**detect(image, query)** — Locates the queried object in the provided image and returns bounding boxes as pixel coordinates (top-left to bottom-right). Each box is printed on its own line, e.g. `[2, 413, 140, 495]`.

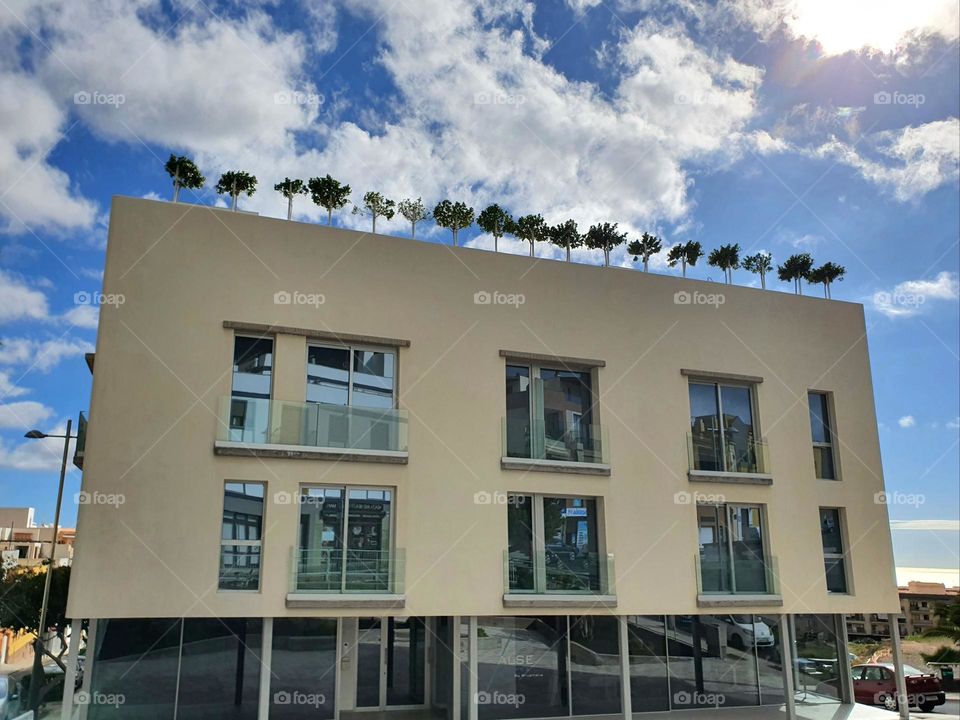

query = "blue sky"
[0, 0, 957, 573]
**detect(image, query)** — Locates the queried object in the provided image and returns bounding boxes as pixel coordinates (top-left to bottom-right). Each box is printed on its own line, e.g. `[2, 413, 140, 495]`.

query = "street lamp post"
[23, 419, 75, 716]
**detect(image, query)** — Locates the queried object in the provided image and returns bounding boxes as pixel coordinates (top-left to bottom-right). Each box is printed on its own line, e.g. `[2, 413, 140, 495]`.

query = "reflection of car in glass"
[1, 665, 65, 720]
[852, 663, 945, 713]
[702, 614, 774, 649]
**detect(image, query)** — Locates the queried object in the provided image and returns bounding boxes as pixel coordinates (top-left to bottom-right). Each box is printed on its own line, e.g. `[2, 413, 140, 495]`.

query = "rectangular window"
[219, 482, 264, 591]
[504, 364, 600, 463]
[506, 494, 604, 594]
[229, 335, 273, 442]
[820, 508, 849, 593]
[296, 485, 395, 592]
[688, 381, 763, 474]
[809, 392, 837, 479]
[306, 344, 395, 407]
[697, 503, 772, 594]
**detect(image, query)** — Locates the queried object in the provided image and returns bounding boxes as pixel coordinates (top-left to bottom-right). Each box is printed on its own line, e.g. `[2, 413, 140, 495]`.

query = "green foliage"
[353, 191, 396, 231]
[433, 200, 475, 244]
[584, 222, 628, 265]
[926, 598, 960, 643]
[274, 178, 307, 198]
[308, 174, 352, 224]
[514, 214, 549, 254]
[742, 252, 773, 275]
[627, 232, 662, 270]
[707, 243, 741, 283]
[0, 566, 70, 637]
[922, 646, 960, 664]
[666, 240, 703, 275]
[215, 170, 258, 200]
[777, 252, 814, 293]
[548, 219, 583, 261]
[164, 155, 204, 200]
[477, 204, 513, 246]
[398, 198, 429, 237]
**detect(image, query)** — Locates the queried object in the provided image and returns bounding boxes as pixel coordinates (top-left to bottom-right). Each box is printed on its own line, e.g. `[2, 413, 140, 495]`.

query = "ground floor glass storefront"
[80, 613, 848, 719]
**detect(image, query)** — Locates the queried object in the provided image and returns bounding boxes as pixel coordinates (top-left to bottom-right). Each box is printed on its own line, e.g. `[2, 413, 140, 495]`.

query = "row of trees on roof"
[163, 156, 845, 297]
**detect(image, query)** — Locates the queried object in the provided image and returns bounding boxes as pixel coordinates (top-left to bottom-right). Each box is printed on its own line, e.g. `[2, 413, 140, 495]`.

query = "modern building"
[0, 507, 74, 569]
[64, 197, 904, 720]
[847, 582, 959, 640]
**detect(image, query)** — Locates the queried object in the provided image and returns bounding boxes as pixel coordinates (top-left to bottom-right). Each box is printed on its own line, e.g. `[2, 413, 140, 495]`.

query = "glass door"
[728, 505, 766, 593]
[355, 616, 428, 710]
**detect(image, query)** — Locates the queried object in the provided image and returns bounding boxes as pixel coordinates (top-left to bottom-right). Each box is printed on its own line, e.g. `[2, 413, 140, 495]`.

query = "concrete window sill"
[688, 470, 772, 486]
[286, 593, 406, 609]
[500, 457, 611, 476]
[503, 594, 618, 609]
[696, 594, 784, 608]
[214, 441, 408, 464]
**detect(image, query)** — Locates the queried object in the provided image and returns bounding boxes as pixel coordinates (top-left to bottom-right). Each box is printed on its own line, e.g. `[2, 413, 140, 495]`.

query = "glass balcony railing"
[695, 553, 779, 595]
[219, 396, 408, 453]
[687, 431, 769, 475]
[504, 549, 615, 595]
[290, 548, 404, 594]
[502, 417, 608, 464]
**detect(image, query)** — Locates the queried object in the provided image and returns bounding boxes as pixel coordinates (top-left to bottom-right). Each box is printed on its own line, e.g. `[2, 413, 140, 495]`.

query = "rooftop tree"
[274, 178, 307, 220]
[398, 198, 430, 238]
[707, 243, 741, 284]
[627, 232, 662, 272]
[353, 191, 396, 233]
[806, 261, 846, 299]
[477, 204, 513, 252]
[777, 252, 814, 295]
[216, 171, 257, 211]
[548, 219, 583, 262]
[742, 252, 773, 289]
[514, 214, 549, 257]
[433, 200, 475, 245]
[584, 222, 628, 267]
[164, 155, 204, 203]
[666, 241, 703, 278]
[308, 174, 352, 225]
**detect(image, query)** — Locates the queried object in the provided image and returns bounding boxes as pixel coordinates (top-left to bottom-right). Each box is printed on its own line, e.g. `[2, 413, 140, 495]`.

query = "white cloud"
[891, 519, 960, 532]
[79, 268, 104, 281]
[0, 269, 49, 322]
[0, 72, 98, 233]
[947, 417, 960, 430]
[872, 271, 960, 318]
[0, 400, 53, 429]
[898, 415, 916, 428]
[814, 120, 960, 202]
[62, 304, 99, 329]
[0, 422, 76, 471]
[0, 337, 94, 372]
[0, 370, 28, 399]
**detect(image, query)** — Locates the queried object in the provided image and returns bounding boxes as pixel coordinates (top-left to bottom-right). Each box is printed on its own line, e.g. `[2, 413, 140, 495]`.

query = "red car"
[852, 663, 946, 713]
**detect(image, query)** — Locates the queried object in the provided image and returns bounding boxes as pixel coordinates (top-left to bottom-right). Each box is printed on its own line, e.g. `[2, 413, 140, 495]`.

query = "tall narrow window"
[504, 364, 600, 463]
[697, 503, 772, 594]
[219, 482, 264, 591]
[229, 336, 273, 442]
[688, 381, 762, 474]
[820, 508, 848, 593]
[809, 392, 836, 479]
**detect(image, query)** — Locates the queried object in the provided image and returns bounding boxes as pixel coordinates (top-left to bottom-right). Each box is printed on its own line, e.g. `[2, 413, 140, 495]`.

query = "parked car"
[852, 662, 946, 713]
[0, 665, 66, 720]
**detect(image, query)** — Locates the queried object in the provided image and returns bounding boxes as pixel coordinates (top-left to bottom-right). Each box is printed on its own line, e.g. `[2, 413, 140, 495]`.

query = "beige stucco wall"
[67, 196, 900, 619]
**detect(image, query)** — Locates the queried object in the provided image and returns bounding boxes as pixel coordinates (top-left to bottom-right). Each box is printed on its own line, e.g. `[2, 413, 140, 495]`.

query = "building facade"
[847, 582, 959, 640]
[65, 197, 902, 719]
[0, 506, 74, 569]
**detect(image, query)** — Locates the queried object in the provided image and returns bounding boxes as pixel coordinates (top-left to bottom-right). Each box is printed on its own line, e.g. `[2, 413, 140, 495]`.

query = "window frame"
[687, 377, 763, 474]
[506, 492, 609, 595]
[695, 501, 773, 594]
[231, 333, 275, 399]
[808, 390, 840, 480]
[306, 341, 398, 409]
[297, 483, 396, 594]
[218, 480, 266, 593]
[819, 507, 852, 595]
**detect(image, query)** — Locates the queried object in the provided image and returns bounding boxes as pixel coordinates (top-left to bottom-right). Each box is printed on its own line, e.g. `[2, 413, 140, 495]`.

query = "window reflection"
[229, 336, 272, 442]
[689, 381, 760, 473]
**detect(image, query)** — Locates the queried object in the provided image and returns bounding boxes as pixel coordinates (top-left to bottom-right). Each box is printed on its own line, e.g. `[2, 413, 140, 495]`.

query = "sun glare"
[784, 0, 958, 54]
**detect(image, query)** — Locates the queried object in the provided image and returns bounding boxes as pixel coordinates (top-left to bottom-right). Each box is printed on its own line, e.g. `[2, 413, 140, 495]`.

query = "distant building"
[847, 581, 959, 639]
[0, 507, 75, 569]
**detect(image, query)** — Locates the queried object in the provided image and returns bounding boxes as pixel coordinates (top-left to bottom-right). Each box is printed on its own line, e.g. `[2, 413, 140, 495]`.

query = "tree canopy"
[514, 214, 549, 257]
[398, 198, 429, 238]
[777, 253, 814, 295]
[0, 566, 72, 670]
[215, 171, 257, 210]
[477, 204, 513, 251]
[308, 175, 352, 225]
[707, 243, 741, 284]
[548, 219, 583, 262]
[627, 232, 662, 272]
[584, 222, 628, 267]
[433, 200, 475, 245]
[354, 191, 396, 233]
[164, 155, 204, 202]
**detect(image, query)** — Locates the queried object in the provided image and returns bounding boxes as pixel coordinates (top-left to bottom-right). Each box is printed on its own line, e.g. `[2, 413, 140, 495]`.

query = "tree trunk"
[760, 272, 766, 290]
[565, 242, 571, 262]
[372, 215, 377, 234]
[411, 222, 416, 239]
[287, 196, 293, 221]
[682, 260, 687, 278]
[453, 228, 458, 246]
[603, 248, 610, 267]
[494, 234, 498, 252]
[231, 180, 238, 211]
[797, 279, 803, 295]
[172, 170, 180, 202]
[529, 240, 534, 257]
[823, 282, 829, 299]
[643, 257, 649, 272]
[231, 194, 238, 211]
[327, 208, 333, 225]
